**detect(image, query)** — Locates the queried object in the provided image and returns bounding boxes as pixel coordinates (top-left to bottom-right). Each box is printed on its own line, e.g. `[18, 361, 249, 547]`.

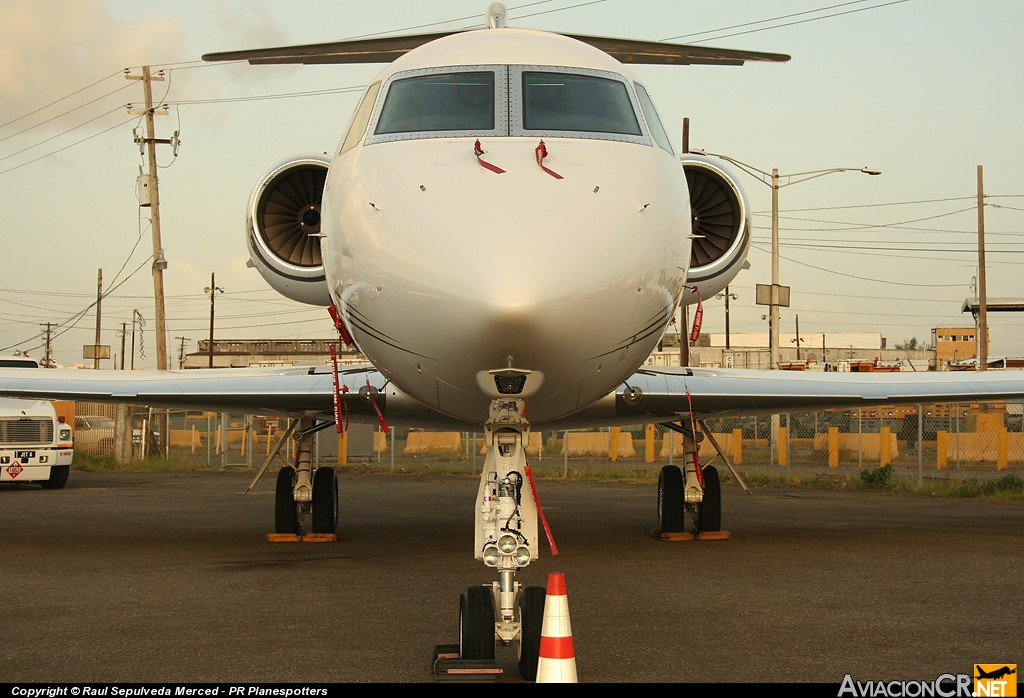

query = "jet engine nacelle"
[679, 154, 751, 302]
[246, 154, 333, 306]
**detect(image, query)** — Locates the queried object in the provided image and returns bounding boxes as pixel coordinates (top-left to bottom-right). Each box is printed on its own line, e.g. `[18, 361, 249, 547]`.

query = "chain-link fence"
[72, 401, 1024, 479]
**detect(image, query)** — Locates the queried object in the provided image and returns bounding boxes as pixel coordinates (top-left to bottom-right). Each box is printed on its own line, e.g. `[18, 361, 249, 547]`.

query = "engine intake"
[246, 154, 333, 306]
[679, 154, 751, 301]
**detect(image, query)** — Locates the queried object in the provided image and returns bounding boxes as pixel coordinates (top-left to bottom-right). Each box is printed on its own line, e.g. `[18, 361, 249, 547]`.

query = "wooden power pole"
[128, 66, 176, 455]
[977, 165, 988, 371]
[127, 66, 170, 373]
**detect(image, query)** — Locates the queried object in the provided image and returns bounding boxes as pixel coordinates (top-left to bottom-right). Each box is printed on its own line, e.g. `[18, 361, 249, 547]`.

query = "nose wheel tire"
[657, 465, 684, 533]
[459, 586, 496, 661]
[697, 465, 721, 533]
[312, 466, 338, 534]
[274, 466, 299, 534]
[517, 585, 546, 681]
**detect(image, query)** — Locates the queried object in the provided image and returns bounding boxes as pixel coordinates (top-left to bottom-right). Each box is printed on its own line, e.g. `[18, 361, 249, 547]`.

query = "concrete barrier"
[938, 430, 1022, 468]
[660, 432, 735, 460]
[560, 432, 635, 458]
[812, 431, 900, 465]
[403, 431, 461, 455]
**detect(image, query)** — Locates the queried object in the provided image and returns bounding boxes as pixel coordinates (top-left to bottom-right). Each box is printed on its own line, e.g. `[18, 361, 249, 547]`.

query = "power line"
[0, 70, 124, 130]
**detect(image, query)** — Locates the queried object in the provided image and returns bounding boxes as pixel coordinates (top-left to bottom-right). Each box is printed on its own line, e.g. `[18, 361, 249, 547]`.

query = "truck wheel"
[41, 465, 69, 490]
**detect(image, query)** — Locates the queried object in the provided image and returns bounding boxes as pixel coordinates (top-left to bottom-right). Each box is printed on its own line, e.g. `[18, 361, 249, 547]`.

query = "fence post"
[880, 426, 892, 467]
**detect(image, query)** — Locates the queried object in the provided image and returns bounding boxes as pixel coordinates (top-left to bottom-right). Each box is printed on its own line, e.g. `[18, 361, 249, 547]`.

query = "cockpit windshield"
[375, 71, 495, 134]
[365, 65, 650, 147]
[521, 71, 641, 136]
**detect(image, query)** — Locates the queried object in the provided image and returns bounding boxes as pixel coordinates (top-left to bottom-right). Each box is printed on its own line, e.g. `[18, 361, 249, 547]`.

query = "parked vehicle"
[0, 357, 74, 488]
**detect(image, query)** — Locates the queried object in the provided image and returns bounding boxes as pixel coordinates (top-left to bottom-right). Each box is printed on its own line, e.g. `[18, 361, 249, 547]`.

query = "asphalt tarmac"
[2, 469, 1021, 684]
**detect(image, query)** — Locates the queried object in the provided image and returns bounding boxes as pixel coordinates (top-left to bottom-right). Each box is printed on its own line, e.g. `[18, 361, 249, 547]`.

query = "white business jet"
[2, 3, 1023, 679]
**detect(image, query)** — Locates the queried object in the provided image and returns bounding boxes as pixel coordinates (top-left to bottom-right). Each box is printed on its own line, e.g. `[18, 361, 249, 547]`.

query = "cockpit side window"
[634, 82, 675, 155]
[338, 81, 381, 155]
[375, 71, 494, 134]
[520, 71, 641, 136]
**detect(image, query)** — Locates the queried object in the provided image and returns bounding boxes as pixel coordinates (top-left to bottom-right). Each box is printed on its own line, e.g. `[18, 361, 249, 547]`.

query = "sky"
[0, 0, 1021, 369]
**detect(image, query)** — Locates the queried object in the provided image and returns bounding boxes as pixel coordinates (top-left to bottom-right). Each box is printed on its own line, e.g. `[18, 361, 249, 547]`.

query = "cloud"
[0, 1, 183, 125]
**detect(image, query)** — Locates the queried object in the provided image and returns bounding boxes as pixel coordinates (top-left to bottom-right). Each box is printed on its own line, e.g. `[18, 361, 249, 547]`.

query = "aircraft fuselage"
[321, 28, 692, 424]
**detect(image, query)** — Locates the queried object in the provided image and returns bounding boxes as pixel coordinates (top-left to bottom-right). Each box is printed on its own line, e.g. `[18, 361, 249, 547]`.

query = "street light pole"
[204, 273, 224, 369]
[771, 168, 780, 370]
[691, 149, 880, 370]
[716, 287, 738, 349]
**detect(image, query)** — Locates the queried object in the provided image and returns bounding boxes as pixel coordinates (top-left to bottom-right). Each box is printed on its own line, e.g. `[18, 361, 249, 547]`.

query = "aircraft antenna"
[487, 3, 507, 29]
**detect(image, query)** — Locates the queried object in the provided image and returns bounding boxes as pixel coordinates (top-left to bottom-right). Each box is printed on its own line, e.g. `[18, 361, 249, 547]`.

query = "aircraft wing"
[2, 364, 1019, 432]
[201, 32, 789, 66]
[603, 366, 1024, 424]
[0, 365, 470, 430]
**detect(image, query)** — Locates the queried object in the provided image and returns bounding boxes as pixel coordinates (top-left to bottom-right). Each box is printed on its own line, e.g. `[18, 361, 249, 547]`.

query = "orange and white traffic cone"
[535, 572, 578, 683]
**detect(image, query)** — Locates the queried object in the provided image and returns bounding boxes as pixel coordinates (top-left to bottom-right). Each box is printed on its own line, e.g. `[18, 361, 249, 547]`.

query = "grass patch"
[69, 455, 1024, 501]
[72, 453, 207, 473]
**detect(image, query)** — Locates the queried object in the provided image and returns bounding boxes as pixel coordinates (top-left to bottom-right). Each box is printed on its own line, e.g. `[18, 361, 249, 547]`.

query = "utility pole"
[40, 322, 55, 367]
[977, 164, 988, 371]
[94, 269, 103, 370]
[130, 311, 138, 371]
[794, 314, 801, 361]
[205, 274, 224, 368]
[127, 66, 172, 374]
[120, 322, 128, 370]
[175, 336, 190, 369]
[128, 66, 176, 456]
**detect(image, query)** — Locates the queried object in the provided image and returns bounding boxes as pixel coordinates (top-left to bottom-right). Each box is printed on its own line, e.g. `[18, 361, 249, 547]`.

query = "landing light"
[483, 545, 502, 567]
[513, 546, 531, 567]
[497, 533, 519, 554]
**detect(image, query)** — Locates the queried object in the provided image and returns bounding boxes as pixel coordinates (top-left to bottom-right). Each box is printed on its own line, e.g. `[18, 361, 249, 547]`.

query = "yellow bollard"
[241, 426, 247, 457]
[339, 430, 348, 466]
[191, 425, 197, 454]
[936, 431, 948, 469]
[609, 427, 620, 462]
[777, 426, 787, 466]
[828, 426, 839, 468]
[732, 428, 743, 465]
[644, 424, 655, 463]
[998, 428, 1008, 471]
[880, 427, 891, 467]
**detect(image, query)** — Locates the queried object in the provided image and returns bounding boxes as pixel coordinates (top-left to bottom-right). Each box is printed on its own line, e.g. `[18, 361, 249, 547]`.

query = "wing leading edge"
[602, 366, 1024, 425]
[1, 365, 1022, 432]
[0, 365, 471, 430]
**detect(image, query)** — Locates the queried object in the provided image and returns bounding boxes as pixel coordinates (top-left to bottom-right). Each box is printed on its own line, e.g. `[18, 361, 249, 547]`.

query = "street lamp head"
[860, 167, 882, 176]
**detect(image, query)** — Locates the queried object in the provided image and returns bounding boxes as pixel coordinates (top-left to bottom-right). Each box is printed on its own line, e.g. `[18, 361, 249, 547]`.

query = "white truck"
[0, 356, 74, 489]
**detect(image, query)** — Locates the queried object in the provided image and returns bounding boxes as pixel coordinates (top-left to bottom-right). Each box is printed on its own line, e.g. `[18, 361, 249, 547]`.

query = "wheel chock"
[266, 533, 339, 543]
[431, 643, 502, 682]
[652, 529, 731, 541]
[301, 533, 338, 542]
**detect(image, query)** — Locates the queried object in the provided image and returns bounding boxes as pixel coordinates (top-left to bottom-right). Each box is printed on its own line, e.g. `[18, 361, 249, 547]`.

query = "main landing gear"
[455, 399, 547, 681]
[272, 415, 339, 536]
[657, 422, 722, 536]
